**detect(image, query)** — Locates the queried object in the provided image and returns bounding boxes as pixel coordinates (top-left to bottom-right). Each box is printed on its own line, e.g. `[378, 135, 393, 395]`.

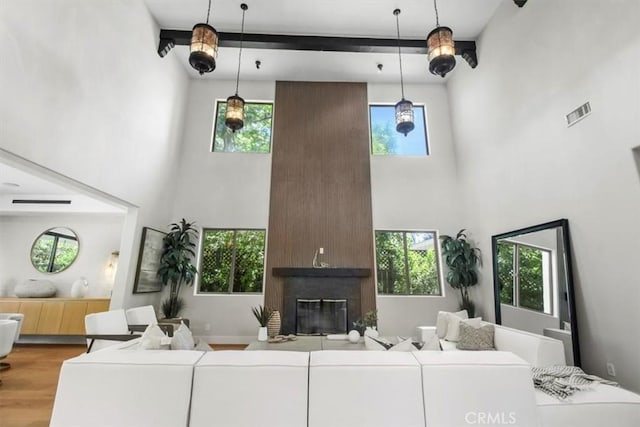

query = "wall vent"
[12, 199, 72, 205]
[566, 102, 591, 127]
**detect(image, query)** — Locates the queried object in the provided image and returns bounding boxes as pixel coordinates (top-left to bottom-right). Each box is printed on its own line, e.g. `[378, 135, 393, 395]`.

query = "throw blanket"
[532, 365, 618, 400]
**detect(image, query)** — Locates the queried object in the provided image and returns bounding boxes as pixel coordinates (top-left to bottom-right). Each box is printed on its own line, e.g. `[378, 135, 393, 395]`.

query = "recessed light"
[1, 182, 20, 187]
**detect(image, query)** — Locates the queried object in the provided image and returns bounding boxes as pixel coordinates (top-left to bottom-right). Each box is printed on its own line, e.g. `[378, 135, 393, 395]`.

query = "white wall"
[447, 0, 640, 391]
[0, 214, 123, 297]
[0, 1, 190, 311]
[369, 83, 466, 336]
[169, 79, 275, 342]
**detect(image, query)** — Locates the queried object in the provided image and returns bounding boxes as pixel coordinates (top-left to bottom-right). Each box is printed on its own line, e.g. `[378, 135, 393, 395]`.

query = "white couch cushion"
[50, 350, 204, 427]
[190, 351, 309, 427]
[309, 351, 425, 427]
[494, 324, 566, 367]
[414, 351, 539, 427]
[436, 309, 468, 338]
[535, 385, 640, 427]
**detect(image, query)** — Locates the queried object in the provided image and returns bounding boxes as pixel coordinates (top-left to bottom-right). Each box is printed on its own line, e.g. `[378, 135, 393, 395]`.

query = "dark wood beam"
[158, 30, 478, 68]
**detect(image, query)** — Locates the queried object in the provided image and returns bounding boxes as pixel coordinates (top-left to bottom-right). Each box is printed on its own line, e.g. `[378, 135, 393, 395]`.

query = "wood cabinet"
[0, 298, 110, 335]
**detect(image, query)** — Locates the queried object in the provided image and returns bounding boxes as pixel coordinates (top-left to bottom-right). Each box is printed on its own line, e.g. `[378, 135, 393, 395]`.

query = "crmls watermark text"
[465, 412, 517, 425]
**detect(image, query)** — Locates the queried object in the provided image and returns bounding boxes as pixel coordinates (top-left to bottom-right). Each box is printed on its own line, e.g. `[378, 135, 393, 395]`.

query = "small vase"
[267, 310, 281, 337]
[348, 330, 360, 343]
[364, 326, 379, 338]
[70, 277, 88, 298]
[258, 327, 268, 342]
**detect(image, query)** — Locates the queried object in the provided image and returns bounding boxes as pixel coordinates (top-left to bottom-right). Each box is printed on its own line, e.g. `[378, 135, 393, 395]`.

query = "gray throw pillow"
[457, 323, 495, 351]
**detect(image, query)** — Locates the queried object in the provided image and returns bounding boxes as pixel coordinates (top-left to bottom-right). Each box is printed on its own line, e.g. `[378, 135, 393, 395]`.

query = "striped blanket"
[532, 365, 618, 400]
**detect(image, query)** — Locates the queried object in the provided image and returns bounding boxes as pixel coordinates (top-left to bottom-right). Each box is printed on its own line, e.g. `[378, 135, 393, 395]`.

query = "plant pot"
[258, 326, 268, 342]
[364, 326, 379, 338]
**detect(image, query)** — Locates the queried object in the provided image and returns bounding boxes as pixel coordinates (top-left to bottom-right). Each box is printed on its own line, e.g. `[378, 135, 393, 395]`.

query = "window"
[369, 104, 428, 156]
[212, 101, 273, 153]
[198, 229, 266, 293]
[497, 241, 553, 314]
[374, 231, 442, 295]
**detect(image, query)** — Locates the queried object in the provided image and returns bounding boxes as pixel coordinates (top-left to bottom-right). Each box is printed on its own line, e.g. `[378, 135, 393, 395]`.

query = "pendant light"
[426, 0, 456, 78]
[393, 9, 414, 137]
[189, 0, 219, 75]
[225, 3, 248, 133]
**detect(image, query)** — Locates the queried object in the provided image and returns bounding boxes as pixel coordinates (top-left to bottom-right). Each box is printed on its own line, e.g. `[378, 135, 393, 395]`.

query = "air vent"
[12, 199, 72, 205]
[566, 102, 591, 127]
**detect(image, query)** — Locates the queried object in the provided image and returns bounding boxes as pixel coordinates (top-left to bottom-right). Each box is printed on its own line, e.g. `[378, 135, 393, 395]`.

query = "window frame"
[373, 229, 444, 297]
[368, 103, 430, 156]
[210, 100, 274, 154]
[497, 240, 554, 315]
[196, 227, 267, 295]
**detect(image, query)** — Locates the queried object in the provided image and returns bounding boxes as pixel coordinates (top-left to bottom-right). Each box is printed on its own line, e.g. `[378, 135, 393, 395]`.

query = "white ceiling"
[144, 0, 504, 83]
[0, 163, 126, 215]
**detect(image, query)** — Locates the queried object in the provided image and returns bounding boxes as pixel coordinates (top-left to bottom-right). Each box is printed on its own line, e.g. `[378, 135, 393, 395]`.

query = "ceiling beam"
[158, 30, 478, 69]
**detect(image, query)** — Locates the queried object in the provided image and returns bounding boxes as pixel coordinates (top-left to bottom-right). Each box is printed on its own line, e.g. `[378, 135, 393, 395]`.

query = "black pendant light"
[393, 9, 414, 137]
[189, 0, 219, 75]
[426, 0, 456, 78]
[225, 3, 248, 133]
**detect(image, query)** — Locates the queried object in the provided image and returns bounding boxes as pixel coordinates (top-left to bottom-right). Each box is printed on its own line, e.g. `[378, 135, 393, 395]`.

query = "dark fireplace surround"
[273, 268, 371, 335]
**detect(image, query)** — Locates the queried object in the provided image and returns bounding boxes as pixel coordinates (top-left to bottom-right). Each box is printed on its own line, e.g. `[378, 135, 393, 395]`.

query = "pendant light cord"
[206, 0, 212, 24]
[395, 11, 405, 100]
[433, 0, 440, 26]
[235, 6, 246, 95]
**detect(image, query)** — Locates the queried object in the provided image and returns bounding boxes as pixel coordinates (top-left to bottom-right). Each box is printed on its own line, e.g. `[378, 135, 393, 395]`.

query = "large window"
[374, 231, 442, 295]
[369, 104, 429, 156]
[212, 101, 273, 153]
[198, 229, 266, 293]
[497, 241, 553, 314]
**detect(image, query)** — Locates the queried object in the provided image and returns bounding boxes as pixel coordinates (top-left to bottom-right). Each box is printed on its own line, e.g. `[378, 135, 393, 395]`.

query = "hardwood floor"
[0, 343, 246, 427]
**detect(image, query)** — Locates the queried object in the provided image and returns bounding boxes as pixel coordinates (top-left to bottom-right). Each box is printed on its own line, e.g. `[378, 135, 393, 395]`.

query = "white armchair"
[0, 313, 23, 343]
[0, 319, 19, 380]
[84, 309, 137, 352]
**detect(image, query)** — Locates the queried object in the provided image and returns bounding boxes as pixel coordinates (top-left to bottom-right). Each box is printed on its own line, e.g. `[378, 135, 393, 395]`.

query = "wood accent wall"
[264, 81, 376, 317]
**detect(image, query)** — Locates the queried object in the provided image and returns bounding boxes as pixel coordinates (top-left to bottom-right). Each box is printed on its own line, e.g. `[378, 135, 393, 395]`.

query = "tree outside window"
[198, 229, 266, 293]
[212, 102, 273, 153]
[375, 231, 442, 295]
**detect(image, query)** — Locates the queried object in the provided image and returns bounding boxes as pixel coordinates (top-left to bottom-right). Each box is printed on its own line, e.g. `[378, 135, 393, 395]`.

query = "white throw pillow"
[436, 310, 468, 338]
[445, 316, 482, 342]
[171, 322, 195, 350]
[140, 324, 166, 350]
[364, 336, 413, 352]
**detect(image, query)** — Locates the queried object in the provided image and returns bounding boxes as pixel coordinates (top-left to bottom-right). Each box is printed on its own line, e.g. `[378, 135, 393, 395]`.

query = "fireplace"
[296, 298, 347, 335]
[272, 267, 371, 335]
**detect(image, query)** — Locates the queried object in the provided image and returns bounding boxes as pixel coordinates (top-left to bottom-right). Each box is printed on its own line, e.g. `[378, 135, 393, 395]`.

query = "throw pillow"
[171, 322, 195, 350]
[445, 316, 482, 342]
[436, 310, 468, 338]
[457, 323, 496, 351]
[364, 336, 413, 351]
[140, 324, 166, 350]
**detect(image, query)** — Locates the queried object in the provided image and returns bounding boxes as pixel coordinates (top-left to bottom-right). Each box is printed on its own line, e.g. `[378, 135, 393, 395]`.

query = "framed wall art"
[133, 227, 166, 293]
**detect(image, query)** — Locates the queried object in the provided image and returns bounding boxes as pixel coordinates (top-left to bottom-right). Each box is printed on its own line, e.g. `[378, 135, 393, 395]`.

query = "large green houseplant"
[157, 219, 198, 318]
[440, 229, 481, 317]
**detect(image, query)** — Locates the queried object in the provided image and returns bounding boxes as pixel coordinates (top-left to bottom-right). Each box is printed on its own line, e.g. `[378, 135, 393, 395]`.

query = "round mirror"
[31, 227, 80, 273]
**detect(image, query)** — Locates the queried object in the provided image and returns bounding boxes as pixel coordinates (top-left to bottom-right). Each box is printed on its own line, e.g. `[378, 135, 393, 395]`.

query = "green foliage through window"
[213, 101, 273, 153]
[375, 231, 441, 295]
[370, 105, 428, 156]
[497, 241, 552, 314]
[31, 229, 79, 273]
[198, 229, 266, 293]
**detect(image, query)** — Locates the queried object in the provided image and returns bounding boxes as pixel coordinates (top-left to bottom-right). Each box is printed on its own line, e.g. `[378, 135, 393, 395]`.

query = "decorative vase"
[267, 310, 281, 337]
[364, 326, 379, 338]
[70, 277, 88, 298]
[348, 330, 360, 343]
[258, 326, 268, 342]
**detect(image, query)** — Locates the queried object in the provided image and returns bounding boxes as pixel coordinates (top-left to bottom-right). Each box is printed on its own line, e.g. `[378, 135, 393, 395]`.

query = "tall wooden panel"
[264, 81, 375, 317]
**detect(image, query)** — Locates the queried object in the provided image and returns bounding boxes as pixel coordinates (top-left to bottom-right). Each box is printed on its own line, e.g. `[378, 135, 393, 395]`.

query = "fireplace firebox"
[296, 298, 347, 335]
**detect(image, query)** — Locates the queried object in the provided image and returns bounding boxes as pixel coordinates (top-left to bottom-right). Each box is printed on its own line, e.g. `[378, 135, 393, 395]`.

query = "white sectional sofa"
[51, 333, 640, 427]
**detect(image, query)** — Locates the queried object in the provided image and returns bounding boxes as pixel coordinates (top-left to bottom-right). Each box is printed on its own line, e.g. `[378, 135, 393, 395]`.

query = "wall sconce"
[189, 0, 218, 75]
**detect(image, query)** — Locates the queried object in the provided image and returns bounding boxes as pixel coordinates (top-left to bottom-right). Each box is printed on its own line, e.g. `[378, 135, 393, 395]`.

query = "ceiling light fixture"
[189, 0, 218, 75]
[426, 0, 456, 78]
[225, 3, 248, 133]
[393, 9, 414, 137]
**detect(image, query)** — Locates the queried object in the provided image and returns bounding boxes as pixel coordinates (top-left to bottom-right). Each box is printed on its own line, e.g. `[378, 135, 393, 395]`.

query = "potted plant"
[157, 219, 198, 319]
[363, 309, 379, 337]
[440, 229, 481, 317]
[251, 305, 272, 342]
